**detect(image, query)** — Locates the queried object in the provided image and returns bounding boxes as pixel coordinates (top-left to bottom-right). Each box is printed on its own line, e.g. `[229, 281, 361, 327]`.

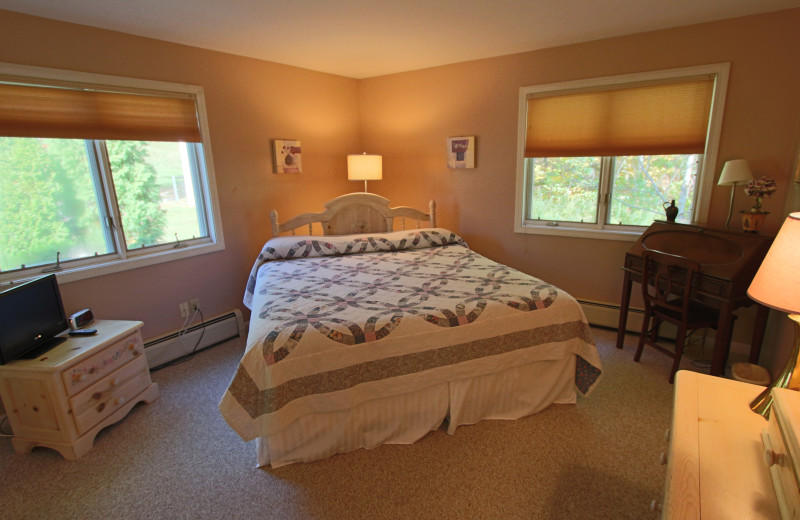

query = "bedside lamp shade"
[718, 159, 754, 228]
[748, 213, 800, 314]
[718, 159, 754, 186]
[348, 153, 382, 192]
[746, 212, 800, 417]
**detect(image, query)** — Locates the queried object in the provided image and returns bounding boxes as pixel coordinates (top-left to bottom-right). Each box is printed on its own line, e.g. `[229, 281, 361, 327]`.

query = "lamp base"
[725, 185, 736, 228]
[750, 314, 800, 418]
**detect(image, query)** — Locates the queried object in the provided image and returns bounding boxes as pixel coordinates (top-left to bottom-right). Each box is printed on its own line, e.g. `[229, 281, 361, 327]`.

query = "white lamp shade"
[718, 159, 754, 186]
[747, 212, 800, 314]
[347, 154, 382, 181]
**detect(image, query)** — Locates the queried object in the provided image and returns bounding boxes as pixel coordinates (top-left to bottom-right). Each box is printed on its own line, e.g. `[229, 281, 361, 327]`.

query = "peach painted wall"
[1, 7, 799, 366]
[0, 10, 361, 340]
[358, 9, 800, 358]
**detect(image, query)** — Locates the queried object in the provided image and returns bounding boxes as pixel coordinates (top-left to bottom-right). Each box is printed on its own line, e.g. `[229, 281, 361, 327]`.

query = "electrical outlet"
[190, 298, 200, 313]
[179, 302, 189, 318]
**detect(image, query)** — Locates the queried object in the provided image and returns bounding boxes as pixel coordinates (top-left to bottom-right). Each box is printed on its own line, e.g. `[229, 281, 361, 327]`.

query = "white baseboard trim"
[578, 299, 749, 357]
[144, 309, 244, 369]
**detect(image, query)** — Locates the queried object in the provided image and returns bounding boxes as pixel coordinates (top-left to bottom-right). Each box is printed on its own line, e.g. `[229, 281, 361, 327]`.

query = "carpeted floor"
[0, 327, 698, 519]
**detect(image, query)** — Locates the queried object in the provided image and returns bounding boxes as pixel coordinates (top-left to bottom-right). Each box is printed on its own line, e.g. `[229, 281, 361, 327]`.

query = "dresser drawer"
[766, 389, 800, 519]
[61, 332, 144, 396]
[764, 413, 800, 518]
[69, 354, 151, 436]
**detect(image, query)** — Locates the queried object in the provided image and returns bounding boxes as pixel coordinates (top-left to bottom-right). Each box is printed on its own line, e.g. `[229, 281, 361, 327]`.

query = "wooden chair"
[634, 249, 722, 383]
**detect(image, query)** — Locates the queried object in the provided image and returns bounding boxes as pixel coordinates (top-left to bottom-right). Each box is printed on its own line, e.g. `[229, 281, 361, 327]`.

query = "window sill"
[514, 222, 643, 242]
[0, 240, 225, 287]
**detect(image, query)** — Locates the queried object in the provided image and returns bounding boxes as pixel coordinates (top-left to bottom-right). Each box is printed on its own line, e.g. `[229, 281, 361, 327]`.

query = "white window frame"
[513, 63, 730, 241]
[0, 62, 225, 284]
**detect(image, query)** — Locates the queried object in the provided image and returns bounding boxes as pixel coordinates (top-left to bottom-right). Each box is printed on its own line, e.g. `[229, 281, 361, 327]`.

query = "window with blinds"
[514, 64, 729, 238]
[0, 64, 223, 283]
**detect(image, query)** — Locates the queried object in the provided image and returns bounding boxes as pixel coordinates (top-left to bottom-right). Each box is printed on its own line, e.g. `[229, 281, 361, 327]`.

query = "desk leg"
[711, 302, 735, 376]
[749, 304, 769, 365]
[616, 271, 632, 349]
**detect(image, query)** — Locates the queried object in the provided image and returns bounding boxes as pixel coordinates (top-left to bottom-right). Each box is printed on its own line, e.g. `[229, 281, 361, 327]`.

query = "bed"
[219, 193, 602, 468]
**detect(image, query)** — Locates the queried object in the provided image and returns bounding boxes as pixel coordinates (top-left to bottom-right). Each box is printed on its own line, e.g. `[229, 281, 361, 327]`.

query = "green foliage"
[107, 140, 166, 248]
[528, 154, 699, 226]
[609, 155, 698, 225]
[529, 157, 600, 223]
[0, 137, 169, 272]
[0, 138, 70, 269]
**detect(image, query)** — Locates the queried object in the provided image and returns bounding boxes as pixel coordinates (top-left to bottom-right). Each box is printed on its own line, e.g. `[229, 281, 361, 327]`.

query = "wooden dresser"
[762, 388, 800, 519]
[662, 371, 779, 518]
[0, 320, 159, 459]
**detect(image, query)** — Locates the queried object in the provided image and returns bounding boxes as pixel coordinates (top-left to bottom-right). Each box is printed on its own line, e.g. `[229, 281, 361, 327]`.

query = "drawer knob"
[77, 373, 88, 382]
[113, 397, 126, 406]
[109, 378, 119, 387]
[659, 451, 667, 465]
[650, 500, 662, 513]
[764, 448, 785, 467]
[664, 428, 670, 443]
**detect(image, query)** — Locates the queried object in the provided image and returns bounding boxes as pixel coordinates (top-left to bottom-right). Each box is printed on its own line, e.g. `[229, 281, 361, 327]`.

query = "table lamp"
[717, 159, 754, 228]
[347, 153, 382, 193]
[747, 212, 800, 417]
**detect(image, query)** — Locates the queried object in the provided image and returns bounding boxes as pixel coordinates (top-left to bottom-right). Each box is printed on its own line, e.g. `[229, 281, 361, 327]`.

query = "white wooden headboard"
[270, 193, 436, 237]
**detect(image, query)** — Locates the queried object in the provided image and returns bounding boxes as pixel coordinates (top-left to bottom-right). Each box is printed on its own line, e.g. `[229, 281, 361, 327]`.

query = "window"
[0, 63, 223, 283]
[514, 64, 729, 240]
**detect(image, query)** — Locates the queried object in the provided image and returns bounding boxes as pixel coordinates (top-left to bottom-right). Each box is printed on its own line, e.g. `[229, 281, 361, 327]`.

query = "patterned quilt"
[220, 228, 602, 441]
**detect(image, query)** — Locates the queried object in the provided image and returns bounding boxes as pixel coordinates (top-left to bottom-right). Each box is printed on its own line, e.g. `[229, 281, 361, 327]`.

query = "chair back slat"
[641, 249, 701, 322]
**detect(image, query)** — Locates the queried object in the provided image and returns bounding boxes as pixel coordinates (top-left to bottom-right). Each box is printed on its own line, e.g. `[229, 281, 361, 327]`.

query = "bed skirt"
[256, 355, 577, 468]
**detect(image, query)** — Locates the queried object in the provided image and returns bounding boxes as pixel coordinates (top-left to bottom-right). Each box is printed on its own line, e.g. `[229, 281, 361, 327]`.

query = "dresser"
[762, 388, 800, 519]
[0, 320, 159, 459]
[662, 371, 779, 518]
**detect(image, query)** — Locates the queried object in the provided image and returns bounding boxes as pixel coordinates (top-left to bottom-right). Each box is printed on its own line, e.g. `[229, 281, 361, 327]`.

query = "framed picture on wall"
[447, 136, 475, 169]
[272, 139, 302, 173]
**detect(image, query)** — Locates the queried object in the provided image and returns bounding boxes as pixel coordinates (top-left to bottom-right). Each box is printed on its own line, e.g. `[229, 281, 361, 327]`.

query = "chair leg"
[634, 314, 650, 362]
[669, 326, 689, 384]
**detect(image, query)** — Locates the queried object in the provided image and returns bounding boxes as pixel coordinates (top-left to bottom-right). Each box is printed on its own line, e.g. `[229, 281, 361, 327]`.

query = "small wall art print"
[273, 139, 302, 173]
[447, 136, 475, 169]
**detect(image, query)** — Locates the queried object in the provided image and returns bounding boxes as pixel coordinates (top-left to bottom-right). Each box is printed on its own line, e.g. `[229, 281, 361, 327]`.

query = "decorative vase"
[741, 211, 768, 233]
[663, 200, 678, 222]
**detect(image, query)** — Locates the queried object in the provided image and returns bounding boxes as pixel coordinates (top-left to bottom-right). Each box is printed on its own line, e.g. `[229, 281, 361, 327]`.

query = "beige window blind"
[525, 78, 715, 158]
[0, 83, 201, 142]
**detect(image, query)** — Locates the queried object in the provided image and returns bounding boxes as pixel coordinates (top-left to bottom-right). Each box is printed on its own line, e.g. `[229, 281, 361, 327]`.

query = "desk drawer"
[61, 332, 144, 397]
[69, 355, 151, 436]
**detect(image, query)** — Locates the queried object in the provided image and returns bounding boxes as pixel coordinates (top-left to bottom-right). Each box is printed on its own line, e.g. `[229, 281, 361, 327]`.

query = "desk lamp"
[348, 153, 382, 193]
[747, 212, 800, 417]
[718, 159, 754, 228]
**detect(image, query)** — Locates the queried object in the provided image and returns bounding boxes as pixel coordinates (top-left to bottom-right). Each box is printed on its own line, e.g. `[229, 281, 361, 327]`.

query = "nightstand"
[762, 387, 800, 519]
[661, 371, 779, 519]
[0, 320, 159, 459]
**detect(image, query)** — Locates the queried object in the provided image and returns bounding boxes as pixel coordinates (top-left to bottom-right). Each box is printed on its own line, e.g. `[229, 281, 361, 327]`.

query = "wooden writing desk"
[615, 221, 772, 375]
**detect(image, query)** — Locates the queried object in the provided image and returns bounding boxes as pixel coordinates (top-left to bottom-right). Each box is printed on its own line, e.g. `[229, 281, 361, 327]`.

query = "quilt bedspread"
[220, 228, 602, 441]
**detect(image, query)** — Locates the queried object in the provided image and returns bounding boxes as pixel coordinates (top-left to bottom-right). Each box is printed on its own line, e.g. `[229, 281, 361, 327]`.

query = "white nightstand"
[0, 320, 159, 459]
[762, 387, 800, 519]
[661, 371, 780, 519]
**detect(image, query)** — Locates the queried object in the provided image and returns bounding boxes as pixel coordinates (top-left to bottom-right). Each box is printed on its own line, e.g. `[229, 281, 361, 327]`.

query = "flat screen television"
[0, 274, 69, 364]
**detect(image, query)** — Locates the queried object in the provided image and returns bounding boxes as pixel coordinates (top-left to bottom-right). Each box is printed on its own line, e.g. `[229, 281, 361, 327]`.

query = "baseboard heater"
[143, 309, 245, 369]
[578, 299, 644, 332]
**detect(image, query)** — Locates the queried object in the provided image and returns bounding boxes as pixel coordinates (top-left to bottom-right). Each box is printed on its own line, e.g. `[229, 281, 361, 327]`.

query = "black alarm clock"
[68, 308, 94, 330]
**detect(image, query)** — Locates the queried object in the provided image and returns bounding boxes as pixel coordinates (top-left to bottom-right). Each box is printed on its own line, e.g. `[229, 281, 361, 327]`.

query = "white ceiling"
[1, 0, 799, 78]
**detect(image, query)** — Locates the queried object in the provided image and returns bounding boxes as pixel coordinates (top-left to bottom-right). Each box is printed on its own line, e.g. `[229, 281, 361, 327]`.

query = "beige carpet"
[0, 327, 693, 519]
